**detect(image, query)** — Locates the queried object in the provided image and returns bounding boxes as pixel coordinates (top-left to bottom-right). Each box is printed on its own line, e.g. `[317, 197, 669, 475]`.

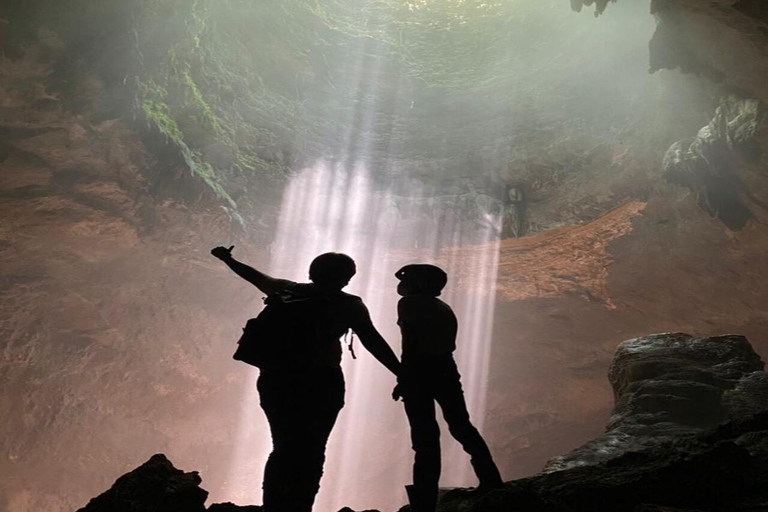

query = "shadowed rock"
[76, 454, 208, 512]
[208, 504, 262, 512]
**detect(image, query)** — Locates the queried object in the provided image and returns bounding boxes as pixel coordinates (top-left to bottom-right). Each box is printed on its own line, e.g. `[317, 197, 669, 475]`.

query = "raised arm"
[211, 245, 293, 296]
[351, 303, 401, 377]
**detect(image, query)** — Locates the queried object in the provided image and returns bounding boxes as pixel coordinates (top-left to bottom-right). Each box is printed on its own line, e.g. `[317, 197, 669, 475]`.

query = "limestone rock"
[663, 96, 765, 230]
[545, 333, 768, 472]
[76, 454, 208, 512]
[433, 333, 768, 512]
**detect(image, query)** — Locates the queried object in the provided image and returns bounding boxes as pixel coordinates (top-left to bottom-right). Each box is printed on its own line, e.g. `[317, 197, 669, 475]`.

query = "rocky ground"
[75, 333, 768, 512]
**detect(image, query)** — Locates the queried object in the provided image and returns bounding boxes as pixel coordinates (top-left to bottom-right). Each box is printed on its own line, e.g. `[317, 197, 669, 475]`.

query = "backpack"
[233, 291, 335, 370]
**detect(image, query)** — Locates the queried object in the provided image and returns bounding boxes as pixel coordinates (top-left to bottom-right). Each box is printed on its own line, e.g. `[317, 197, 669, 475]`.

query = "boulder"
[434, 333, 768, 512]
[545, 333, 768, 471]
[76, 454, 208, 512]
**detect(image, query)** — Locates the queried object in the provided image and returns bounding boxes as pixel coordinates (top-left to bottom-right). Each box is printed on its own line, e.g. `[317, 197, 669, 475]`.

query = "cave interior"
[2, 1, 768, 511]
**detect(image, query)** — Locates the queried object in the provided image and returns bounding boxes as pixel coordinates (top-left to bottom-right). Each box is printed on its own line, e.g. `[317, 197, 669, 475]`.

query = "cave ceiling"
[2, 0, 661, 206]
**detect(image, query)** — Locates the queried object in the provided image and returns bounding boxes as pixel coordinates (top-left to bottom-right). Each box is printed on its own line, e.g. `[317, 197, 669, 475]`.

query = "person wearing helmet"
[393, 264, 503, 512]
[211, 246, 401, 512]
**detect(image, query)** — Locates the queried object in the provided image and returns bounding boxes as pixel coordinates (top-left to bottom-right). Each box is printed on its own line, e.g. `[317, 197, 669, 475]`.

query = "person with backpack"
[392, 264, 504, 512]
[211, 246, 401, 512]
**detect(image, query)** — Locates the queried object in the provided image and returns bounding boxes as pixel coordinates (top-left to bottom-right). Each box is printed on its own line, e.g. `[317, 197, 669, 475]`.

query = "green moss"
[180, 69, 220, 133]
[139, 82, 184, 143]
[5, 0, 651, 212]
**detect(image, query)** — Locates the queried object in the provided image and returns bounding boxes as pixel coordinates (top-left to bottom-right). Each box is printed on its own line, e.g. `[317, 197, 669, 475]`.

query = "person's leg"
[258, 372, 301, 512]
[403, 390, 440, 512]
[434, 369, 503, 488]
[290, 368, 345, 512]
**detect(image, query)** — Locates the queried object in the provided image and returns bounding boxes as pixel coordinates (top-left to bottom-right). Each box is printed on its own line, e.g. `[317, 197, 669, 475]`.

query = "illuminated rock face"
[545, 333, 768, 472]
[0, 43, 277, 512]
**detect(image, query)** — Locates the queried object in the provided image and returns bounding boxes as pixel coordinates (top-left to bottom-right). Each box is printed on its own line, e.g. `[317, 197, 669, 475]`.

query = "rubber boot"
[470, 457, 504, 493]
[406, 484, 438, 512]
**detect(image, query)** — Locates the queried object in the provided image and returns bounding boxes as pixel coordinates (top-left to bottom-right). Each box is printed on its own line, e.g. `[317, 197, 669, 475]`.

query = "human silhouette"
[502, 183, 528, 239]
[211, 246, 401, 512]
[392, 264, 503, 512]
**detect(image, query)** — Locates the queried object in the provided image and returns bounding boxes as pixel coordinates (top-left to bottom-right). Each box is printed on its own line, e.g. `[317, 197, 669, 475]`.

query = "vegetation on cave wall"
[2, 0, 326, 207]
[1, 0, 660, 213]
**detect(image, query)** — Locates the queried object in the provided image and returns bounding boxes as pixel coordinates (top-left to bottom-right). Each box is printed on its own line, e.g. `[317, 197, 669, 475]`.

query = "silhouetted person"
[211, 246, 400, 512]
[392, 264, 503, 512]
[502, 182, 527, 239]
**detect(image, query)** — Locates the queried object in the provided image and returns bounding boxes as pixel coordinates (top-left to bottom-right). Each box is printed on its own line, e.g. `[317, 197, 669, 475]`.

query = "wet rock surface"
[84, 333, 768, 512]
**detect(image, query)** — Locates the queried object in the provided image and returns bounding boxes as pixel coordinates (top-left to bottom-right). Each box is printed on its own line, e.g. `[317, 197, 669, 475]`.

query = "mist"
[2, 1, 768, 512]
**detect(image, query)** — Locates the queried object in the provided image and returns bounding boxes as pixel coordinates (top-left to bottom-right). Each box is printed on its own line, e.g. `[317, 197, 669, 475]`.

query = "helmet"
[395, 264, 447, 296]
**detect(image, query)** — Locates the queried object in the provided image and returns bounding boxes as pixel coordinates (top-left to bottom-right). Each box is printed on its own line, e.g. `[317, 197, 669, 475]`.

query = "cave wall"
[484, 192, 768, 480]
[481, 1, 768, 480]
[0, 41, 282, 511]
[2, 1, 768, 511]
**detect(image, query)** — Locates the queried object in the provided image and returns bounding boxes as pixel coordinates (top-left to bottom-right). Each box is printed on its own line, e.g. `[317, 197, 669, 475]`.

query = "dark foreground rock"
[79, 333, 768, 512]
[434, 333, 768, 512]
[438, 410, 768, 512]
[76, 454, 208, 512]
[208, 503, 262, 512]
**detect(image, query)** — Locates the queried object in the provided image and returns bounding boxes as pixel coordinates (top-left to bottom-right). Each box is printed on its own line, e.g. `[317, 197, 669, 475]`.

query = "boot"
[406, 484, 438, 512]
[470, 457, 504, 494]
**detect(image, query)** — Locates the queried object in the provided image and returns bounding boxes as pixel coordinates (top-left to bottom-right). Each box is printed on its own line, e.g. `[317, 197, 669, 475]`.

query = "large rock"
[663, 96, 765, 230]
[76, 454, 208, 512]
[545, 333, 768, 471]
[434, 333, 768, 512]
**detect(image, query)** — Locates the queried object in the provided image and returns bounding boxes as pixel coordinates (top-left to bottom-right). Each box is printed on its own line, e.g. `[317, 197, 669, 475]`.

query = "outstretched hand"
[211, 245, 234, 261]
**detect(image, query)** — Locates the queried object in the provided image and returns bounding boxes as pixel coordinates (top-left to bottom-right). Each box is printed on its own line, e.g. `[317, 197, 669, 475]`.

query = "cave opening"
[2, 1, 768, 512]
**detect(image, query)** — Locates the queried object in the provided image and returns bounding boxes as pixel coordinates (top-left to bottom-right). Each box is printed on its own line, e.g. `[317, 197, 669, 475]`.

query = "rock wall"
[0, 43, 279, 512]
[484, 188, 768, 481]
[546, 333, 768, 471]
[480, 0, 768, 481]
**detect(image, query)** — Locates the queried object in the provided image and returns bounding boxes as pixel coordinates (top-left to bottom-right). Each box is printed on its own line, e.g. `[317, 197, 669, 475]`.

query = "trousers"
[257, 367, 345, 512]
[402, 356, 502, 494]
